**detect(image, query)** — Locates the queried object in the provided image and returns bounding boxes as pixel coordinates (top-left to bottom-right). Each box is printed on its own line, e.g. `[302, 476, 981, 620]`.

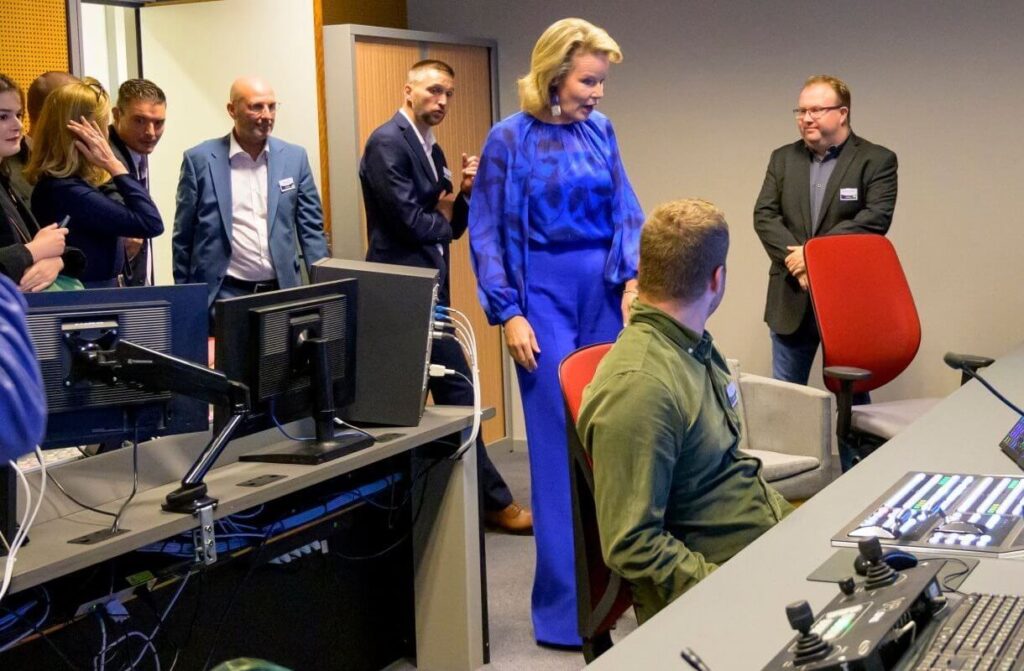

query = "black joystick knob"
[785, 600, 831, 665]
[839, 577, 856, 596]
[857, 538, 897, 590]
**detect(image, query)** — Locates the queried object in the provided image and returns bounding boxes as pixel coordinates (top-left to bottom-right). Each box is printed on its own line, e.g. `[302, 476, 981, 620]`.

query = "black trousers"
[429, 336, 513, 512]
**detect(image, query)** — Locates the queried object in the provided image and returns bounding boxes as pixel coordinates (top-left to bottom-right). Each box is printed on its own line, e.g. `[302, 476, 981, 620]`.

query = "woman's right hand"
[24, 224, 68, 262]
[503, 315, 540, 372]
[67, 116, 129, 177]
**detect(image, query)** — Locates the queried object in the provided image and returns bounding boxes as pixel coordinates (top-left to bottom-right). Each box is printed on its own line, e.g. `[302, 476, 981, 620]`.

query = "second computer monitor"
[213, 280, 370, 463]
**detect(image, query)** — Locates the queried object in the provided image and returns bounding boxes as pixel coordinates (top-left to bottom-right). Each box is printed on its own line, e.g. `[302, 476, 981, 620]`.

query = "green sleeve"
[579, 370, 718, 618]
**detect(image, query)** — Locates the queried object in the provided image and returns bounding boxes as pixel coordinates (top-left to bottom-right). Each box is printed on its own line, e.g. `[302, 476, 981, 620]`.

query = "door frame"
[322, 24, 512, 450]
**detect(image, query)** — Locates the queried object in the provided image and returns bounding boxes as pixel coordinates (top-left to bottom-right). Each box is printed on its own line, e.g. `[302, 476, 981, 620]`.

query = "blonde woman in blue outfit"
[468, 18, 644, 647]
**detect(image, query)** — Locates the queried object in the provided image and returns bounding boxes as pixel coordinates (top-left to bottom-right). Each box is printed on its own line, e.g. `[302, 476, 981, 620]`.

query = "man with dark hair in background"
[578, 199, 790, 623]
[110, 78, 167, 286]
[359, 59, 531, 533]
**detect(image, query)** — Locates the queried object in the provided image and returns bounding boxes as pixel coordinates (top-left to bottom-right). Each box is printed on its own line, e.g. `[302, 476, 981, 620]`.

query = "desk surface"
[11, 406, 476, 594]
[589, 343, 1024, 670]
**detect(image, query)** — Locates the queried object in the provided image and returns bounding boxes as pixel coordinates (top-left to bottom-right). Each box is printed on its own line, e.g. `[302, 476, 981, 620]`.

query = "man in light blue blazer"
[172, 76, 328, 315]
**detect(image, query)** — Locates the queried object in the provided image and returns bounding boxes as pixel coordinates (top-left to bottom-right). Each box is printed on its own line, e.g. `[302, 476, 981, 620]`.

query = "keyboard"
[912, 593, 1024, 670]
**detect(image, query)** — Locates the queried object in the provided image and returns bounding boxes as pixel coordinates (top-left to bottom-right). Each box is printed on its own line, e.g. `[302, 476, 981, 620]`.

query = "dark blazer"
[172, 135, 329, 308]
[0, 170, 85, 284]
[108, 126, 150, 286]
[753, 133, 898, 335]
[31, 173, 163, 287]
[359, 111, 468, 305]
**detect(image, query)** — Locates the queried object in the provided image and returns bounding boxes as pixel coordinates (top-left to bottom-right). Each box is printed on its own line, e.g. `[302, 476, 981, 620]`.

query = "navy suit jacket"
[172, 134, 329, 308]
[108, 126, 151, 286]
[753, 133, 898, 335]
[32, 174, 163, 286]
[359, 111, 468, 305]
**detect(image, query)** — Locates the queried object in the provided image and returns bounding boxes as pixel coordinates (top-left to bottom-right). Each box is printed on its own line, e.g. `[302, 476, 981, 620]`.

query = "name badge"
[726, 381, 739, 408]
[279, 177, 296, 192]
[839, 187, 858, 201]
[443, 166, 453, 181]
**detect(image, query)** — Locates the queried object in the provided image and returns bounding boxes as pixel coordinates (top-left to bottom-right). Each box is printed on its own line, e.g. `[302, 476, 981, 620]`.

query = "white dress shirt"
[399, 108, 444, 255]
[399, 108, 438, 180]
[225, 133, 276, 281]
[127, 148, 154, 285]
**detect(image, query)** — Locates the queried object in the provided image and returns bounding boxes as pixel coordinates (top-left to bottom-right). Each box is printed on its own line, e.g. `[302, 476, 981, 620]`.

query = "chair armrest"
[739, 373, 833, 472]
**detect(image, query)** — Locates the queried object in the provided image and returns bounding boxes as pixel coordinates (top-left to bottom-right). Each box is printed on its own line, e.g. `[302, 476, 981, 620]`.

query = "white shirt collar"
[229, 132, 268, 160]
[399, 108, 435, 150]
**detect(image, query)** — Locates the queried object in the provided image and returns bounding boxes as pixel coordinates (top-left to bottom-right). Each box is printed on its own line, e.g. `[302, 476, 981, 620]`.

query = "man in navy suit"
[360, 60, 531, 534]
[109, 78, 167, 286]
[172, 76, 328, 315]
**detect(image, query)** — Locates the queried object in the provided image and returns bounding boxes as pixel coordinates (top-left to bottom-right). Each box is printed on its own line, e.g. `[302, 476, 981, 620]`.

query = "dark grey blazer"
[753, 133, 898, 335]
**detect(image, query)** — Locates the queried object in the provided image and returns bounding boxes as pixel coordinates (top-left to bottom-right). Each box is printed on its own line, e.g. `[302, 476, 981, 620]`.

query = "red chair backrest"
[558, 343, 633, 648]
[561, 343, 614, 425]
[805, 234, 921, 395]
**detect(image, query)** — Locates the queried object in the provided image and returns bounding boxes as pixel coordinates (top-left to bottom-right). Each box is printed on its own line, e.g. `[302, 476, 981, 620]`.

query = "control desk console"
[833, 471, 1024, 558]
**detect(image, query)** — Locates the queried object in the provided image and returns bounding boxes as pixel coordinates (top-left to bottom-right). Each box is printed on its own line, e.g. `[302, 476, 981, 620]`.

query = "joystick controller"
[785, 600, 831, 665]
[858, 537, 897, 590]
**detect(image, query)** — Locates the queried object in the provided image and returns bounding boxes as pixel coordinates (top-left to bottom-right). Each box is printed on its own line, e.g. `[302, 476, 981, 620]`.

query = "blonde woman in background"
[26, 77, 162, 288]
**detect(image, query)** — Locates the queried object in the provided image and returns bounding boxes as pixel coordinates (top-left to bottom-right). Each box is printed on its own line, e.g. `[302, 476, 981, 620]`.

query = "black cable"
[111, 420, 141, 534]
[0, 590, 80, 670]
[46, 473, 117, 518]
[961, 367, 1024, 417]
[938, 557, 972, 593]
[199, 527, 275, 671]
[332, 462, 436, 562]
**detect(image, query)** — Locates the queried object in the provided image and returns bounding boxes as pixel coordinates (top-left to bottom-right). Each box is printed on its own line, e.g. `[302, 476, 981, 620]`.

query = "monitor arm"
[68, 334, 251, 514]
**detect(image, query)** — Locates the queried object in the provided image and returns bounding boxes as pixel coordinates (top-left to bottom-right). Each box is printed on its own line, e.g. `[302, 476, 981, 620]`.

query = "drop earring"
[550, 93, 562, 118]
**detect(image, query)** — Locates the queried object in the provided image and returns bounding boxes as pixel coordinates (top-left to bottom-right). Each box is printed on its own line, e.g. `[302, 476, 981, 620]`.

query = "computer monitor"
[1001, 417, 1024, 470]
[213, 280, 373, 464]
[1, 285, 222, 546]
[23, 285, 210, 447]
[311, 259, 438, 427]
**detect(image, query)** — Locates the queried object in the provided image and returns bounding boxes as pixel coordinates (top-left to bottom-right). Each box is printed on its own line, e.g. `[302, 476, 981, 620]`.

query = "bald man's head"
[226, 76, 277, 155]
[27, 71, 77, 132]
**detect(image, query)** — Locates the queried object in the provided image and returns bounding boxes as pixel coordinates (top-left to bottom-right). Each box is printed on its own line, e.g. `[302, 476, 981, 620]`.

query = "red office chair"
[558, 343, 634, 663]
[805, 234, 990, 470]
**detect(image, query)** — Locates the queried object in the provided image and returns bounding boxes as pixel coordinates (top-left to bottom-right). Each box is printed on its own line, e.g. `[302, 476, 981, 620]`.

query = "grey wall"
[407, 0, 1024, 405]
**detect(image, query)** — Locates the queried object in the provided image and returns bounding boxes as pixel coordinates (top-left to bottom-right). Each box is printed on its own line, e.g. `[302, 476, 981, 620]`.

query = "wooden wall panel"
[425, 44, 505, 445]
[312, 0, 333, 248]
[353, 40, 417, 254]
[352, 39, 506, 444]
[0, 0, 69, 127]
[322, 0, 406, 29]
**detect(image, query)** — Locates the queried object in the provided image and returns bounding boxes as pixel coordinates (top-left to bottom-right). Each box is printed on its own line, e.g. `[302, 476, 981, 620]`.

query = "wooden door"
[353, 38, 505, 445]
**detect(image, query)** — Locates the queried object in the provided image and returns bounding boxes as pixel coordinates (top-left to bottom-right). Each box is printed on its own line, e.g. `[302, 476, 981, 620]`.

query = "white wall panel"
[408, 0, 1024, 406]
[139, 0, 320, 286]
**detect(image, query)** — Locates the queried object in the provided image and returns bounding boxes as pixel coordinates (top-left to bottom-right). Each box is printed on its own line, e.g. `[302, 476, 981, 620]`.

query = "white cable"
[432, 307, 482, 461]
[0, 447, 45, 606]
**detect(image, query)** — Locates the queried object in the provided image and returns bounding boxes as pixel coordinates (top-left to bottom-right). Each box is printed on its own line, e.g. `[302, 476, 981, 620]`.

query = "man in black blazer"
[360, 59, 531, 534]
[754, 74, 897, 386]
[109, 78, 167, 286]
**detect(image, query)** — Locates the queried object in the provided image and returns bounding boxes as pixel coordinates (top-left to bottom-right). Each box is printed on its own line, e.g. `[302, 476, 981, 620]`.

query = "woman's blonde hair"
[25, 77, 111, 186]
[517, 18, 622, 117]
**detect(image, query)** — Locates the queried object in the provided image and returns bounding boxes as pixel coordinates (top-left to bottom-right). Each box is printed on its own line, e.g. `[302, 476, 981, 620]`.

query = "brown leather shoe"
[484, 501, 534, 535]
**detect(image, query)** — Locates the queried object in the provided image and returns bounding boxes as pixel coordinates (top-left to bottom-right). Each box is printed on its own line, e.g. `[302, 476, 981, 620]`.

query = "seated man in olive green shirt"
[577, 198, 793, 624]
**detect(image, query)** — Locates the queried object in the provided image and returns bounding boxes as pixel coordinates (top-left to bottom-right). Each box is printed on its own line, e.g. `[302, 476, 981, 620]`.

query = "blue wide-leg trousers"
[516, 243, 623, 646]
